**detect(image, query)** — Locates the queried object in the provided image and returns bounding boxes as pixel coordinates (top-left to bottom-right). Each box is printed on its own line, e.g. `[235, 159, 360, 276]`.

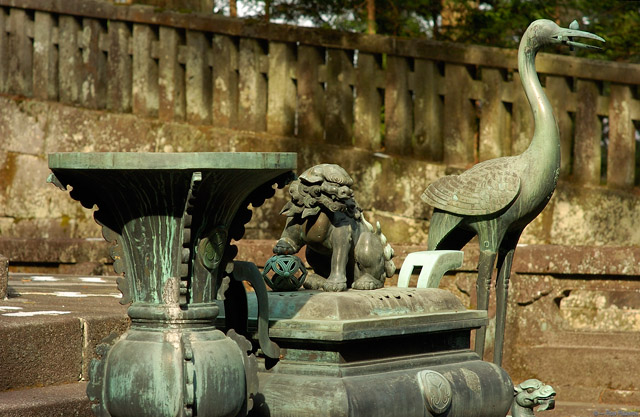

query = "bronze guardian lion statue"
[273, 164, 395, 291]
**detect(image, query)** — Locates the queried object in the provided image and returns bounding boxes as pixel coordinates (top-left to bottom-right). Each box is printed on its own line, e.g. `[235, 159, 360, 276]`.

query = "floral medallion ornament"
[262, 255, 307, 291]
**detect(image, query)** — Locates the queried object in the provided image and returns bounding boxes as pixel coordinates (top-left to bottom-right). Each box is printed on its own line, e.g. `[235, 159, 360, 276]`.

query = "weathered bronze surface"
[274, 164, 395, 291]
[422, 20, 604, 365]
[217, 288, 514, 417]
[512, 379, 556, 417]
[48, 152, 296, 417]
[262, 254, 307, 291]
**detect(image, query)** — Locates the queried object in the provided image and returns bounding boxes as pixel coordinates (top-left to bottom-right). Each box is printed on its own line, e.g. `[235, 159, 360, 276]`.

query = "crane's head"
[524, 19, 604, 52]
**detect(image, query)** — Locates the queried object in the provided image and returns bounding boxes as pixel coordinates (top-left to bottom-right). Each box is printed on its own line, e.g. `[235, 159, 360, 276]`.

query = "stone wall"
[1, 0, 639, 247]
[434, 245, 640, 408]
[2, 0, 640, 185]
[2, 94, 640, 249]
[1, 94, 640, 409]
[0, 254, 7, 299]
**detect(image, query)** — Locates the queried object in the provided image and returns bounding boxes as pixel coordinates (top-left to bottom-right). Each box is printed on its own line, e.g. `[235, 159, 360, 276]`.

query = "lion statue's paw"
[273, 239, 296, 255]
[323, 281, 348, 292]
[352, 274, 384, 290]
[303, 274, 327, 290]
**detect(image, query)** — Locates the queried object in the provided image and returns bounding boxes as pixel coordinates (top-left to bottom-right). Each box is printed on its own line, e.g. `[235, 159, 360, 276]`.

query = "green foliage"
[240, 0, 365, 30]
[239, 0, 639, 62]
[242, 0, 443, 36]
[579, 0, 640, 62]
[439, 0, 568, 47]
[442, 0, 640, 63]
[379, 0, 444, 37]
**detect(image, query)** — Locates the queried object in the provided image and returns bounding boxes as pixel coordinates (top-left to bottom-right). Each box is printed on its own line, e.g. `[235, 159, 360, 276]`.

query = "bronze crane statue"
[422, 19, 604, 366]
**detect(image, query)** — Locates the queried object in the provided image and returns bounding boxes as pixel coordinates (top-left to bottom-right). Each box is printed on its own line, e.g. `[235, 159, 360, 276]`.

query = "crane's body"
[422, 19, 604, 365]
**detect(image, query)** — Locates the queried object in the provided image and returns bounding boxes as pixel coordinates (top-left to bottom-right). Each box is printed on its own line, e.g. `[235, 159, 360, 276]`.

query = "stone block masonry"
[0, 254, 7, 299]
[3, 95, 640, 249]
[1, 0, 640, 247]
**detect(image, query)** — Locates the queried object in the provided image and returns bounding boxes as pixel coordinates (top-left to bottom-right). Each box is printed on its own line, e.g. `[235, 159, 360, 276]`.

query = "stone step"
[540, 401, 640, 417]
[0, 382, 92, 417]
[3, 273, 640, 414]
[1, 386, 637, 417]
[0, 274, 128, 391]
[510, 344, 640, 406]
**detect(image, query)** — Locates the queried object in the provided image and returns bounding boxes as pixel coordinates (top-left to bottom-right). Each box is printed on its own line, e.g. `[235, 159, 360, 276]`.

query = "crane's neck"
[518, 34, 560, 159]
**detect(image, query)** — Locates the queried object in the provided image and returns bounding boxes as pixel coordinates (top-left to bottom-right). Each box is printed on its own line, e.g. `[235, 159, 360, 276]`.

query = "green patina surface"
[217, 288, 487, 342]
[422, 20, 604, 366]
[49, 152, 296, 305]
[48, 152, 297, 170]
[49, 152, 296, 417]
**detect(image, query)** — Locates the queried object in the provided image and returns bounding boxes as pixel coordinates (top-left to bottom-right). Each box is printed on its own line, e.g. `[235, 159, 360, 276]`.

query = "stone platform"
[0, 272, 638, 417]
[0, 273, 128, 416]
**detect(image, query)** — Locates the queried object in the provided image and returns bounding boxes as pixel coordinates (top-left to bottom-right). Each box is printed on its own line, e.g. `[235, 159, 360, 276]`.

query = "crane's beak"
[552, 27, 605, 50]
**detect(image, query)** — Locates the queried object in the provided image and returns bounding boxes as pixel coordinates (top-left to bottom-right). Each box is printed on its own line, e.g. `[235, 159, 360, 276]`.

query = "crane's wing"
[421, 159, 521, 216]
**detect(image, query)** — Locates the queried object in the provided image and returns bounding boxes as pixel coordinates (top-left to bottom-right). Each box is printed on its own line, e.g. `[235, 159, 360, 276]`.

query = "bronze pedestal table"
[48, 152, 296, 417]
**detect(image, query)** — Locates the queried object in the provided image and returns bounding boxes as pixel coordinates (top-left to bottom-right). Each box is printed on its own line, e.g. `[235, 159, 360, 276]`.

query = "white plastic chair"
[397, 250, 464, 288]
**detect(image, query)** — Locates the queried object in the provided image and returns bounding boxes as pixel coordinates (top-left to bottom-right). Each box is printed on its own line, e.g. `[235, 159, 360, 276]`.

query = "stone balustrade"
[1, 0, 639, 184]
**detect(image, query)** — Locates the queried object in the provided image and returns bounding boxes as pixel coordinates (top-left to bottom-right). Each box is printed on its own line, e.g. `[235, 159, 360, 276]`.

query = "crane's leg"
[493, 232, 521, 366]
[474, 249, 497, 359]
